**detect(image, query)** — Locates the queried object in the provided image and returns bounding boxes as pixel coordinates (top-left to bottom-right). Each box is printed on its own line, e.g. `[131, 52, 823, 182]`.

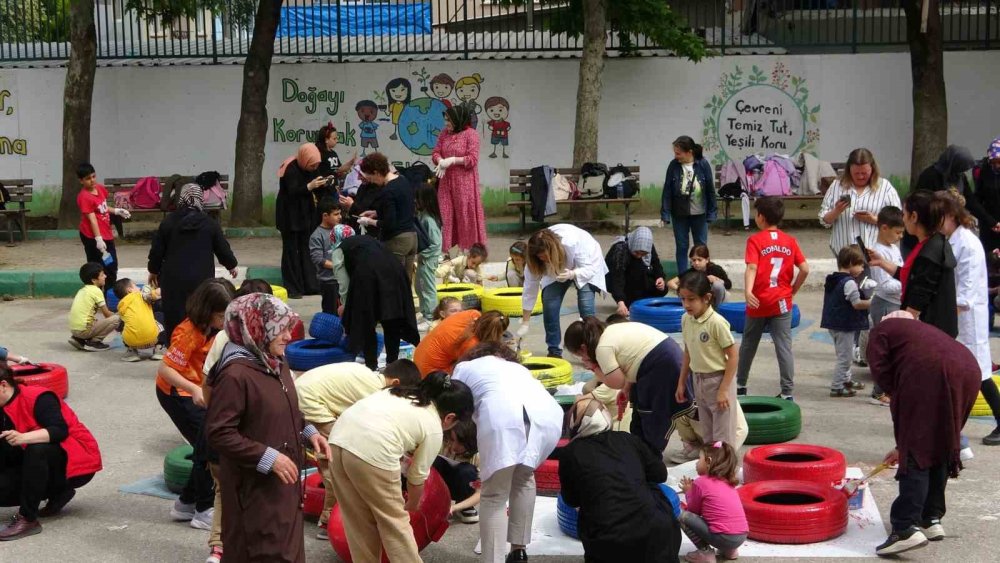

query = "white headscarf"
[625, 226, 654, 268]
[569, 395, 613, 441]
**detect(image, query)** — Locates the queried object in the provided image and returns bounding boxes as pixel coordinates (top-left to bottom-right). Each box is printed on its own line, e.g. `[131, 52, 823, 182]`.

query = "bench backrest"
[104, 175, 231, 194]
[0, 179, 33, 203]
[510, 166, 640, 192]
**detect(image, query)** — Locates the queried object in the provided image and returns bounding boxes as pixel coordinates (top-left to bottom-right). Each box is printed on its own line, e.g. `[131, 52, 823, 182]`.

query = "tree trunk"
[230, 0, 282, 227]
[903, 0, 947, 184]
[58, 0, 97, 228]
[569, 0, 606, 220]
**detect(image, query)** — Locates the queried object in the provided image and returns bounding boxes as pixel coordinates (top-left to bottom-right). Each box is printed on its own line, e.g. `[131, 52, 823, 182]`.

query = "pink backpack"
[755, 160, 791, 197]
[202, 180, 228, 209]
[130, 177, 162, 209]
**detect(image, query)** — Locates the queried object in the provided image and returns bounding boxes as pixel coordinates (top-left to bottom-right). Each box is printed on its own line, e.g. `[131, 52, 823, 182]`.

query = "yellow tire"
[436, 283, 484, 310]
[482, 287, 543, 316]
[522, 357, 574, 389]
[271, 285, 289, 303]
[971, 375, 1000, 417]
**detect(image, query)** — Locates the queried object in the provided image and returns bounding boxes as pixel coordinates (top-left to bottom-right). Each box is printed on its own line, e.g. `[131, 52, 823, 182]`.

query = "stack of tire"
[739, 444, 849, 544]
[11, 363, 69, 398]
[302, 471, 325, 519]
[436, 283, 484, 311]
[522, 357, 574, 391]
[971, 374, 1000, 416]
[535, 438, 568, 497]
[482, 287, 542, 316]
[285, 313, 355, 372]
[164, 444, 194, 494]
[629, 297, 684, 333]
[717, 302, 801, 333]
[738, 396, 802, 445]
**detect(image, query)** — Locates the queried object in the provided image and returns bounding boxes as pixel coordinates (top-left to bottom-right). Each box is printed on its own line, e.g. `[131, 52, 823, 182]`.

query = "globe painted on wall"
[398, 97, 447, 156]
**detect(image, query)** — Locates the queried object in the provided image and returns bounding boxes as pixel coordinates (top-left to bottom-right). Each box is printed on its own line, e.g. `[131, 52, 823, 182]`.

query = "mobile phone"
[839, 194, 852, 205]
[855, 235, 869, 265]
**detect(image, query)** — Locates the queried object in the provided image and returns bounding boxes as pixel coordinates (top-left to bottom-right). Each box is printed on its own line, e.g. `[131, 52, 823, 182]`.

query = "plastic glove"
[16, 357, 31, 365]
[555, 269, 577, 283]
[438, 156, 458, 170]
[114, 208, 131, 219]
[94, 236, 108, 253]
[358, 216, 376, 227]
[860, 277, 878, 292]
[516, 320, 530, 338]
[434, 165, 447, 179]
[447, 274, 461, 284]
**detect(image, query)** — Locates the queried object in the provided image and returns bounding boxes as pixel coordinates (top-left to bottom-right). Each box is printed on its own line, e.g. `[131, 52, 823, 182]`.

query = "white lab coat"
[949, 226, 992, 380]
[521, 223, 609, 311]
[452, 355, 564, 481]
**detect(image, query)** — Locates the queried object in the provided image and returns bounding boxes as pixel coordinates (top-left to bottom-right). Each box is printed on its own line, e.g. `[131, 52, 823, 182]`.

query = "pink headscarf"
[278, 143, 322, 178]
[224, 293, 300, 374]
[883, 310, 915, 321]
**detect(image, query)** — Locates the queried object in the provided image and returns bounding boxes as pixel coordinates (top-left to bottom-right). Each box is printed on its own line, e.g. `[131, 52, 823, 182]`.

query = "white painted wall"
[0, 52, 996, 204]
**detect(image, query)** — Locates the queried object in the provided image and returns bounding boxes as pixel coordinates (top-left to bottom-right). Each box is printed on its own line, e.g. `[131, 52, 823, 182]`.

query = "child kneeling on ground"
[437, 243, 496, 285]
[820, 245, 871, 398]
[433, 419, 481, 524]
[113, 278, 163, 362]
[67, 262, 119, 352]
[679, 441, 748, 562]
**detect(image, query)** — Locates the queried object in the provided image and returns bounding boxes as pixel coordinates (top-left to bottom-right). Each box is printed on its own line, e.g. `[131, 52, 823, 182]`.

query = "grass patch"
[24, 187, 60, 217]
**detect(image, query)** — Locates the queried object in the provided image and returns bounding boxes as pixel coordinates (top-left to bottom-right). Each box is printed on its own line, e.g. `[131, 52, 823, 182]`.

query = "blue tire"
[657, 484, 682, 518]
[309, 312, 345, 343]
[719, 303, 800, 334]
[629, 298, 685, 333]
[285, 339, 356, 372]
[556, 493, 579, 539]
[105, 283, 145, 313]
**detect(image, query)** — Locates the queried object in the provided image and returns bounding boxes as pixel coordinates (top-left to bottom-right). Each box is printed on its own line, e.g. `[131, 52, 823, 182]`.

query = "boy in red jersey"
[736, 197, 810, 400]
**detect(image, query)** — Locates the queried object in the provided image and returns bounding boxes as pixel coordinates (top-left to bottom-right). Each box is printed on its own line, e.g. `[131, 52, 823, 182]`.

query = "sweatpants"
[480, 464, 536, 563]
[631, 339, 693, 454]
[416, 252, 440, 320]
[866, 295, 898, 396]
[80, 232, 118, 283]
[829, 330, 856, 390]
[156, 388, 215, 511]
[679, 510, 746, 551]
[736, 311, 794, 395]
[0, 442, 94, 521]
[694, 370, 737, 447]
[889, 454, 947, 533]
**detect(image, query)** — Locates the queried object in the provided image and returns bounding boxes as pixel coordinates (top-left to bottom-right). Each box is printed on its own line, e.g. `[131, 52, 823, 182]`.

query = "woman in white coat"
[517, 224, 609, 357]
[939, 191, 1000, 446]
[451, 342, 564, 563]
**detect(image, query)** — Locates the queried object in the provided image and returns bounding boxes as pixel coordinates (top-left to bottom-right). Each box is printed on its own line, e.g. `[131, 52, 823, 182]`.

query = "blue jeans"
[672, 214, 709, 273]
[541, 281, 597, 355]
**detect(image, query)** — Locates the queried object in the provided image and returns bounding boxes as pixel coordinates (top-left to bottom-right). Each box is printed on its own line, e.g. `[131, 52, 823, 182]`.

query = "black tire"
[164, 444, 194, 494]
[738, 395, 802, 445]
[285, 339, 356, 372]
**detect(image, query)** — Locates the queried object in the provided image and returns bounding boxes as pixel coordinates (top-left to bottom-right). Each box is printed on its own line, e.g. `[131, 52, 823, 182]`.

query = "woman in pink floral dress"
[433, 104, 487, 253]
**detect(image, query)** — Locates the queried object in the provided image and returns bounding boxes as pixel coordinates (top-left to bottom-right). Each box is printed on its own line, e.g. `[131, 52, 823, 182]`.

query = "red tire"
[739, 480, 848, 544]
[10, 363, 69, 399]
[535, 459, 561, 496]
[742, 444, 846, 486]
[290, 319, 305, 343]
[302, 471, 325, 519]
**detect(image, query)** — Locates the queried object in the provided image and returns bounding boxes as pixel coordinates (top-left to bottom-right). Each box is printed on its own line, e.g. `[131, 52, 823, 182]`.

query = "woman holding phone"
[819, 148, 900, 256]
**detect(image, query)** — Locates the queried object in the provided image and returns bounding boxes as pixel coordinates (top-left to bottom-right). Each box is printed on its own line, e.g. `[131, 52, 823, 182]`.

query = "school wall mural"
[0, 74, 29, 157]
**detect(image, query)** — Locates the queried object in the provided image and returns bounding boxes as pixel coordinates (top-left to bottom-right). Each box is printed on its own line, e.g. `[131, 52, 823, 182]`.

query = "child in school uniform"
[433, 419, 482, 524]
[416, 183, 444, 332]
[679, 442, 748, 562]
[112, 278, 163, 362]
[438, 243, 496, 285]
[308, 198, 343, 314]
[67, 262, 119, 352]
[821, 246, 870, 398]
[506, 241, 527, 287]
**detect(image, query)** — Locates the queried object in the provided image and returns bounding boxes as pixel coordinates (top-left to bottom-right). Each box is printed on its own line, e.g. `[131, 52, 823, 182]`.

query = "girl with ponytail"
[660, 135, 717, 273]
[328, 371, 473, 561]
[414, 310, 509, 376]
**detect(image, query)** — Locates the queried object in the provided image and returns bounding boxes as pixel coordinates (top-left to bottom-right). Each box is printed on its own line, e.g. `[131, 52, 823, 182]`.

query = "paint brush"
[842, 462, 891, 496]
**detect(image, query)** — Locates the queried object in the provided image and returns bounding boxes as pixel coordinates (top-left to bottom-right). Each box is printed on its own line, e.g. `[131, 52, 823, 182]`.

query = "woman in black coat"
[276, 143, 327, 299]
[558, 396, 680, 563]
[974, 137, 1000, 255]
[147, 184, 237, 345]
[604, 226, 666, 317]
[339, 235, 420, 370]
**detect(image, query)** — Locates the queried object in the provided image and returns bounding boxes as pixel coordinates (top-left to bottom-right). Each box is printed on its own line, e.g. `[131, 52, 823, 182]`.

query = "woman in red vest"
[0, 363, 102, 540]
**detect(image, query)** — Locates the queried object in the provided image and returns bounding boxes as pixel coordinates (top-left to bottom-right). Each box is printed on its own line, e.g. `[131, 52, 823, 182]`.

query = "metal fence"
[0, 0, 997, 64]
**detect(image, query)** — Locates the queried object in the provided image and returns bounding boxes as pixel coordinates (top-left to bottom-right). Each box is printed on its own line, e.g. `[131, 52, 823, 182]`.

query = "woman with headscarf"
[433, 103, 487, 254]
[277, 142, 327, 299]
[339, 234, 421, 370]
[148, 184, 238, 346]
[973, 137, 1000, 255]
[558, 396, 680, 563]
[865, 314, 979, 556]
[204, 293, 331, 563]
[604, 226, 667, 318]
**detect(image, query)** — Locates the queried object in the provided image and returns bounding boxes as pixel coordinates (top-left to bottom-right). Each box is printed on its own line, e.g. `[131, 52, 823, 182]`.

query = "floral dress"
[432, 127, 487, 252]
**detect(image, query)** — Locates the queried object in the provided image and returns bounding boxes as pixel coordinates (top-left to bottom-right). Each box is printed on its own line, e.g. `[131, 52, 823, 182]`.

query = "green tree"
[902, 0, 946, 183]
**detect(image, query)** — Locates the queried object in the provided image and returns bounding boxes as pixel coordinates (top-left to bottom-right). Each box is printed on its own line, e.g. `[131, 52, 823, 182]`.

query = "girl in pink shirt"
[679, 441, 748, 563]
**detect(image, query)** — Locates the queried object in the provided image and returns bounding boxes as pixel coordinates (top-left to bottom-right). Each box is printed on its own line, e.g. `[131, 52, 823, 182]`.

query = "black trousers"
[280, 230, 320, 297]
[0, 442, 94, 521]
[981, 378, 1000, 426]
[156, 388, 215, 511]
[80, 232, 118, 283]
[889, 454, 947, 533]
[432, 457, 478, 503]
[363, 320, 404, 371]
[320, 280, 340, 315]
[630, 340, 692, 453]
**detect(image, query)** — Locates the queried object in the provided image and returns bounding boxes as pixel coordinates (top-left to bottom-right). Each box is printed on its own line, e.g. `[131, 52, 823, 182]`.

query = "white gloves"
[16, 357, 30, 365]
[114, 208, 131, 219]
[516, 320, 530, 338]
[555, 269, 577, 283]
[438, 157, 458, 169]
[860, 277, 878, 292]
[94, 236, 108, 253]
[446, 274, 461, 284]
[358, 216, 376, 227]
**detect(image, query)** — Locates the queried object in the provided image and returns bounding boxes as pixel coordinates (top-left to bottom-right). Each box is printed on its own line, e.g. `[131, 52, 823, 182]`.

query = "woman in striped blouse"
[819, 148, 901, 256]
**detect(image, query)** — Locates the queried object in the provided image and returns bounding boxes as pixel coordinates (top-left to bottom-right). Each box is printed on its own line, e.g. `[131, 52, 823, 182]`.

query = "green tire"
[164, 444, 194, 494]
[738, 396, 802, 445]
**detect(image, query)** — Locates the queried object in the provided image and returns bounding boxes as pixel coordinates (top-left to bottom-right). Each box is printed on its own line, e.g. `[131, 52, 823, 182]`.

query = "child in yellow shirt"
[112, 278, 163, 362]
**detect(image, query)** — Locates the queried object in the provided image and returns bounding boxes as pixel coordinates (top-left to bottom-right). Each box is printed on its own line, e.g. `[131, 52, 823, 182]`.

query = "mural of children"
[356, 100, 380, 156]
[484, 96, 511, 159]
[429, 73, 455, 109]
[385, 78, 412, 141]
[455, 73, 483, 130]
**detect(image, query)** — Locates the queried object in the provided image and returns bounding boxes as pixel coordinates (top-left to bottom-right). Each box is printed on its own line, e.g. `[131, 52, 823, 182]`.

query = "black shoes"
[506, 549, 528, 562]
[983, 427, 1000, 446]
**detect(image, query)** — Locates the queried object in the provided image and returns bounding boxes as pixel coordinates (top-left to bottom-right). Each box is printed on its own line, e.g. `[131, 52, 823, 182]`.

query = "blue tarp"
[277, 3, 432, 38]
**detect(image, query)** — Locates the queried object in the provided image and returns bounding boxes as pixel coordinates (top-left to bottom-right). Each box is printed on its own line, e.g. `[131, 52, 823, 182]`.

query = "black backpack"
[578, 162, 608, 200]
[397, 161, 435, 187]
[603, 163, 639, 199]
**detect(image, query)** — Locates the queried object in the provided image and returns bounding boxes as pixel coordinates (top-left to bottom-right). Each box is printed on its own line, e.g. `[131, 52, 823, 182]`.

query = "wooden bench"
[714, 162, 845, 232]
[0, 179, 31, 246]
[105, 175, 228, 236]
[508, 166, 640, 235]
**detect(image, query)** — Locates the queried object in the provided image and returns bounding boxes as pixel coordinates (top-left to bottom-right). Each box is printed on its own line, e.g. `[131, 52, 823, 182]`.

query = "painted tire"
[720, 303, 801, 334]
[272, 285, 289, 303]
[743, 444, 847, 486]
[164, 444, 194, 494]
[739, 480, 848, 544]
[971, 375, 1000, 416]
[629, 297, 685, 333]
[104, 283, 146, 313]
[534, 459, 561, 496]
[10, 362, 69, 399]
[481, 287, 542, 316]
[522, 357, 574, 389]
[436, 283, 484, 310]
[328, 467, 451, 562]
[290, 318, 305, 343]
[738, 396, 802, 445]
[556, 493, 579, 539]
[302, 471, 325, 519]
[657, 484, 682, 518]
[309, 312, 345, 343]
[285, 339, 356, 372]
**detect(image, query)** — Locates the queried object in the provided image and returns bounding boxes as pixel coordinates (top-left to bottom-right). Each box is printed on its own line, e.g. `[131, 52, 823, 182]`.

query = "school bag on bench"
[578, 162, 608, 200]
[603, 163, 639, 199]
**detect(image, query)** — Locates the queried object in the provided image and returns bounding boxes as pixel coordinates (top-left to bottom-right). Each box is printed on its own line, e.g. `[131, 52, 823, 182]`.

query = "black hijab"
[933, 145, 975, 183]
[445, 104, 473, 132]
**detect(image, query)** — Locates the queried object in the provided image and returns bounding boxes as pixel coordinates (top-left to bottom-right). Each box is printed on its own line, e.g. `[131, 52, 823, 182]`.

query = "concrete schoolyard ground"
[1, 227, 1000, 562]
